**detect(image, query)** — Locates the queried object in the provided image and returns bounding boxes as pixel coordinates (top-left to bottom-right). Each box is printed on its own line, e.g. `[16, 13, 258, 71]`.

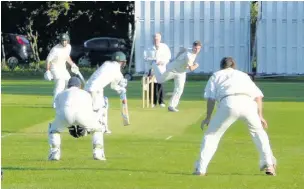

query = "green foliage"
[1, 63, 10, 71]
[45, 1, 71, 25]
[250, 1, 259, 24]
[2, 1, 135, 61]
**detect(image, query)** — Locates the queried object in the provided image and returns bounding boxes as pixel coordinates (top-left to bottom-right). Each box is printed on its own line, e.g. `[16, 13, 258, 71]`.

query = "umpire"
[143, 33, 171, 107]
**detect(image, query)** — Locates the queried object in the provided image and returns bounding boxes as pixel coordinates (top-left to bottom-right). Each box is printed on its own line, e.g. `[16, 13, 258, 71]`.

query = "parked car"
[75, 37, 130, 67]
[70, 43, 85, 64]
[1, 33, 34, 69]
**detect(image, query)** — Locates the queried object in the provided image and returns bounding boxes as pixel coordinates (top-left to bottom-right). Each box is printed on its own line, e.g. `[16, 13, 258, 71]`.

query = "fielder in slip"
[84, 51, 128, 128]
[48, 77, 106, 161]
[194, 57, 276, 176]
[151, 40, 202, 112]
[44, 33, 79, 108]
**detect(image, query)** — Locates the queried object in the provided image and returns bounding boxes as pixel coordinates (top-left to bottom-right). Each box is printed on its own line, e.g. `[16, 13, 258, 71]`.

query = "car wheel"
[124, 73, 133, 81]
[7, 56, 19, 70]
[77, 56, 91, 67]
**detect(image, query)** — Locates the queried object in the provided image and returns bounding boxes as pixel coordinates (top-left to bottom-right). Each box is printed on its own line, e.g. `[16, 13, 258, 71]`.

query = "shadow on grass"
[1, 166, 262, 176]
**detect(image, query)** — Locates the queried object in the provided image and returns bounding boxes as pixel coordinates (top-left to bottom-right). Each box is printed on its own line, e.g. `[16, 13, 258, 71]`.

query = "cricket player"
[84, 51, 128, 128]
[194, 57, 276, 176]
[48, 77, 106, 161]
[144, 33, 171, 107]
[44, 33, 79, 108]
[151, 40, 202, 112]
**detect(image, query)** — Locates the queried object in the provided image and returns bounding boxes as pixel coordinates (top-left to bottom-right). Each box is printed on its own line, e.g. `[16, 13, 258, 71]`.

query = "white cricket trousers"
[48, 105, 105, 159]
[51, 69, 71, 108]
[53, 79, 69, 107]
[196, 96, 275, 174]
[88, 90, 109, 129]
[152, 63, 186, 108]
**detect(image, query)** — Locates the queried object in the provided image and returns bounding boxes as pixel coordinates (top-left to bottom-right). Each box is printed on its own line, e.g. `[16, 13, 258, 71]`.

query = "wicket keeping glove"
[68, 125, 87, 138]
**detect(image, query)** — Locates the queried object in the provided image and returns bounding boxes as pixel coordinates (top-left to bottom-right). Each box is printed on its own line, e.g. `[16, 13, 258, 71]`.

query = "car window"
[109, 39, 127, 49]
[86, 38, 108, 49]
[2, 35, 10, 43]
[19, 36, 30, 44]
[108, 39, 119, 48]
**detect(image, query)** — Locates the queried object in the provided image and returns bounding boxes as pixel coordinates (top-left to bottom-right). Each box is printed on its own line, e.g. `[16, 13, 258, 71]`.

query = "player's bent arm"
[188, 63, 199, 71]
[206, 98, 216, 119]
[46, 49, 56, 71]
[46, 60, 51, 71]
[67, 56, 76, 67]
[172, 48, 187, 61]
[254, 96, 264, 118]
[110, 74, 126, 94]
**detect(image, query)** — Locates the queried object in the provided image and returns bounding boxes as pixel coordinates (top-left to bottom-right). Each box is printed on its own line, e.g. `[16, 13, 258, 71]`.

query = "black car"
[75, 37, 129, 67]
[1, 33, 34, 69]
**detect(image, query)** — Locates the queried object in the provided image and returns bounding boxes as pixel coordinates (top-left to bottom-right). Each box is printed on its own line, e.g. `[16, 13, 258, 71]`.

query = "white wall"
[134, 1, 251, 74]
[257, 1, 304, 75]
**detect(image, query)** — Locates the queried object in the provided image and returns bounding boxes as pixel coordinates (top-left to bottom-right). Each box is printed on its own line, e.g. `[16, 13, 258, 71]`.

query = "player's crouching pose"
[151, 41, 202, 112]
[84, 51, 128, 132]
[48, 77, 106, 161]
[193, 57, 277, 176]
[44, 33, 79, 109]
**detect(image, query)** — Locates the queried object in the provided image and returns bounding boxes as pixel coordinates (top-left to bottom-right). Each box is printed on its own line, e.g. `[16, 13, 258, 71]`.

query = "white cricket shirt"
[47, 44, 71, 70]
[167, 50, 197, 73]
[204, 68, 263, 102]
[55, 87, 93, 111]
[84, 61, 124, 92]
[144, 43, 171, 82]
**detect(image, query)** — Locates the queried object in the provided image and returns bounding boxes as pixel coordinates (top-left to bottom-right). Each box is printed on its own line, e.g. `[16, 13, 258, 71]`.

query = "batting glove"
[117, 87, 127, 95]
[118, 78, 128, 88]
[71, 64, 79, 74]
[44, 70, 53, 81]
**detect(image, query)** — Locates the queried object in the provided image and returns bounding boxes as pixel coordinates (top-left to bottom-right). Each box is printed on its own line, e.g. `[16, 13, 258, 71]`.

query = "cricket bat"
[71, 66, 86, 85]
[120, 92, 130, 126]
[77, 71, 86, 85]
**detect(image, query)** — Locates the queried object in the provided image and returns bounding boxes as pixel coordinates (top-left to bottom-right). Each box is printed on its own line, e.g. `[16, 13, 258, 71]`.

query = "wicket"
[142, 76, 154, 108]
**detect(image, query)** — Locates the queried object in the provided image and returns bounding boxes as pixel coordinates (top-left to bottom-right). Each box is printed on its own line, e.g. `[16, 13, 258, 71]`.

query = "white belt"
[219, 93, 251, 102]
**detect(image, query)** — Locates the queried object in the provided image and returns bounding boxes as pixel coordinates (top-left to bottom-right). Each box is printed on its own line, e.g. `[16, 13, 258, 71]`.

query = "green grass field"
[1, 78, 304, 189]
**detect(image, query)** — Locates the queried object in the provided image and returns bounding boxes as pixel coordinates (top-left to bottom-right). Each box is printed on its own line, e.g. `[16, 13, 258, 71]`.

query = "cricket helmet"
[68, 77, 81, 88]
[111, 51, 127, 62]
[59, 33, 70, 43]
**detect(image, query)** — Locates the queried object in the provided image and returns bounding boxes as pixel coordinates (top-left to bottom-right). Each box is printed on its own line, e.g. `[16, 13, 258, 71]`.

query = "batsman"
[44, 33, 81, 108]
[84, 51, 129, 129]
[48, 77, 106, 161]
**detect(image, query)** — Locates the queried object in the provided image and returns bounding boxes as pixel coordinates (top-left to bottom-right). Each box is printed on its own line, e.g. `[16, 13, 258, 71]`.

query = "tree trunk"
[1, 35, 7, 68]
[26, 20, 41, 70]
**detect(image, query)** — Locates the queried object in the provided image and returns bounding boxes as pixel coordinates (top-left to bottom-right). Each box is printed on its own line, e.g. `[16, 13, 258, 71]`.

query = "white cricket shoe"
[168, 106, 179, 112]
[104, 129, 112, 134]
[160, 103, 166, 108]
[260, 156, 277, 171]
[48, 149, 60, 161]
[52, 102, 56, 109]
[93, 149, 106, 161]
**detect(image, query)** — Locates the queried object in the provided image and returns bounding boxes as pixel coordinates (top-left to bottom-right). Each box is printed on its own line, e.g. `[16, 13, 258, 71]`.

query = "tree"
[1, 1, 71, 69]
[1, 1, 135, 67]
[250, 1, 259, 72]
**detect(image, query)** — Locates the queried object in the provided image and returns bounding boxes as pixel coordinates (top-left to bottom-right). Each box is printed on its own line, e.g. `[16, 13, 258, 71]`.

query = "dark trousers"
[149, 82, 165, 105]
